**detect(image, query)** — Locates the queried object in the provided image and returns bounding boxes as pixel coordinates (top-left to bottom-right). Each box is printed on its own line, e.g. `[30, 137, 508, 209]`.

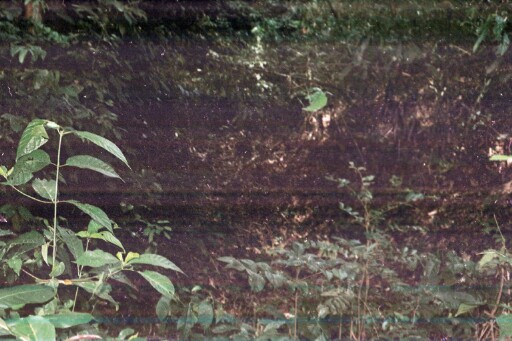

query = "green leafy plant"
[214, 165, 443, 339]
[0, 119, 183, 339]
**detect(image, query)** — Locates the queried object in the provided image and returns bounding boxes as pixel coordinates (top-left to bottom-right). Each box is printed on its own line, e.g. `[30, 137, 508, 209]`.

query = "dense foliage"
[1, 0, 512, 339]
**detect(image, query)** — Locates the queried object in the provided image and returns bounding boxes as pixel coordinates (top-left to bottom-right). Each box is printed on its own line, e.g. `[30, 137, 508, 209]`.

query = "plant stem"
[73, 239, 90, 312]
[9, 185, 52, 204]
[51, 130, 64, 276]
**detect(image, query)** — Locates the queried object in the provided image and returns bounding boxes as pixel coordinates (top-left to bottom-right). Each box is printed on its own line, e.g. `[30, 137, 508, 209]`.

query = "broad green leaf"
[8, 315, 55, 341]
[32, 178, 56, 201]
[0, 317, 10, 333]
[7, 231, 45, 258]
[6, 144, 51, 187]
[49, 262, 65, 277]
[44, 121, 60, 130]
[17, 48, 28, 64]
[455, 303, 480, 317]
[65, 155, 121, 179]
[5, 166, 33, 186]
[68, 201, 112, 232]
[197, 300, 214, 330]
[0, 229, 14, 237]
[0, 166, 7, 178]
[247, 269, 265, 292]
[124, 251, 139, 263]
[490, 154, 512, 161]
[138, 270, 175, 299]
[264, 270, 287, 288]
[75, 250, 121, 268]
[43, 312, 93, 329]
[41, 243, 49, 265]
[75, 282, 118, 309]
[498, 33, 510, 56]
[478, 250, 499, 270]
[0, 285, 55, 309]
[73, 131, 130, 169]
[212, 324, 240, 334]
[76, 231, 124, 251]
[405, 191, 424, 202]
[263, 321, 286, 334]
[118, 328, 136, 339]
[111, 272, 138, 291]
[87, 219, 102, 234]
[432, 290, 481, 310]
[16, 150, 51, 173]
[497, 314, 512, 337]
[218, 256, 245, 271]
[16, 119, 48, 161]
[7, 257, 22, 276]
[128, 254, 183, 274]
[8, 231, 44, 246]
[303, 88, 328, 112]
[58, 227, 84, 260]
[156, 295, 171, 321]
[177, 312, 197, 333]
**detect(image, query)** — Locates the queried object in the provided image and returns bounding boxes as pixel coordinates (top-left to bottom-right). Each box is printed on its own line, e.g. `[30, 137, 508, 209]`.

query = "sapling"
[0, 119, 183, 340]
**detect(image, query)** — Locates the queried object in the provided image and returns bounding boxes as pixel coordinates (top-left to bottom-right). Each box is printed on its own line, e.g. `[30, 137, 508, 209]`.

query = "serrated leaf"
[73, 131, 130, 169]
[138, 270, 175, 299]
[32, 178, 56, 201]
[0, 285, 55, 309]
[16, 119, 48, 161]
[65, 155, 121, 179]
[68, 201, 112, 232]
[75, 250, 121, 268]
[156, 295, 171, 321]
[128, 254, 183, 274]
[8, 315, 55, 341]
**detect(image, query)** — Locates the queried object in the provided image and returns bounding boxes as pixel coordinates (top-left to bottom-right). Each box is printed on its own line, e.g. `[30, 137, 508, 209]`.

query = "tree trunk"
[22, 0, 43, 31]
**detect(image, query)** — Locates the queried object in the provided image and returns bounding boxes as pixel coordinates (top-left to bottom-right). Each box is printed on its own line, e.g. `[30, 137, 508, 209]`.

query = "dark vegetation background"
[1, 0, 512, 339]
